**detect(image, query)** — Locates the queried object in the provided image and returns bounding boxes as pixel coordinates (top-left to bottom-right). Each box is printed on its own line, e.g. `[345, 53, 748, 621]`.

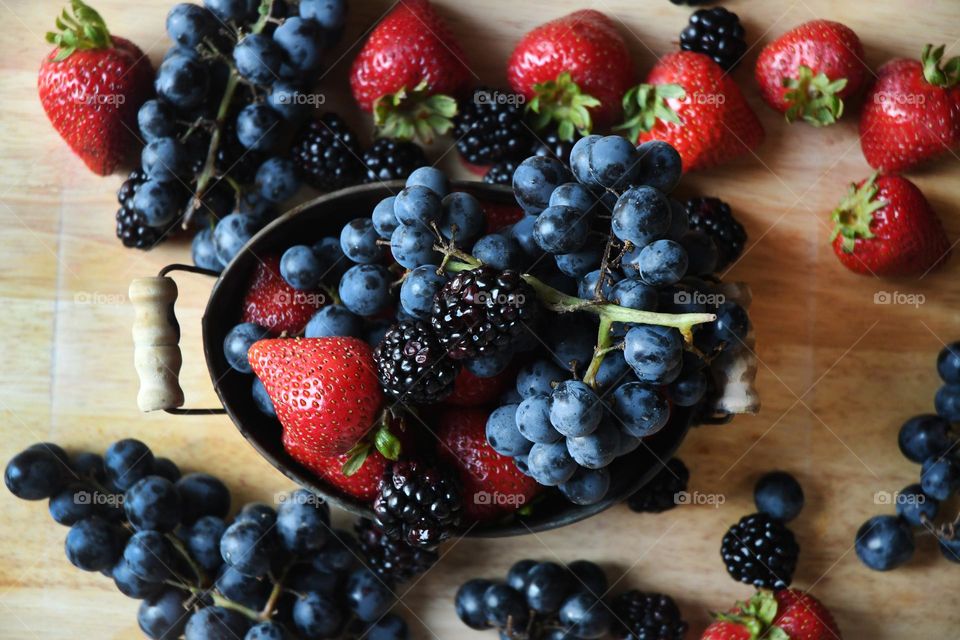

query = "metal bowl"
[197, 181, 694, 537]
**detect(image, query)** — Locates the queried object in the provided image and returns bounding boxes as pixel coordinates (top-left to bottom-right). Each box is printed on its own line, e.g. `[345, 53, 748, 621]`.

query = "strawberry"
[830, 173, 950, 277]
[248, 337, 384, 457]
[435, 407, 541, 522]
[286, 438, 387, 503]
[507, 10, 634, 136]
[38, 1, 153, 175]
[860, 44, 960, 172]
[241, 255, 325, 335]
[482, 201, 525, 234]
[444, 366, 514, 407]
[350, 0, 468, 143]
[619, 52, 765, 172]
[702, 589, 841, 640]
[755, 20, 867, 126]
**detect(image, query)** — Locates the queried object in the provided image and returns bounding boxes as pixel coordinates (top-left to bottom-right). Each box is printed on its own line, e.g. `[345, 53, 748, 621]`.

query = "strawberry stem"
[45, 0, 113, 61]
[783, 65, 847, 127]
[830, 172, 887, 254]
[373, 80, 458, 144]
[614, 83, 685, 142]
[527, 72, 601, 141]
[921, 44, 960, 88]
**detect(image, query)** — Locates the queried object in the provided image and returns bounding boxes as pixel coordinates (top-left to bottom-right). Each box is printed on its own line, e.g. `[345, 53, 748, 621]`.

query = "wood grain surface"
[1, 0, 959, 638]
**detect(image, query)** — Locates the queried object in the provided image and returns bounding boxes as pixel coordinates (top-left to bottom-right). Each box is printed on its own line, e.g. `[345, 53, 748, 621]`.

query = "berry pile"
[454, 558, 687, 640]
[117, 0, 349, 255]
[230, 135, 751, 529]
[679, 8, 747, 72]
[4, 439, 411, 640]
[856, 341, 960, 570]
[720, 470, 804, 590]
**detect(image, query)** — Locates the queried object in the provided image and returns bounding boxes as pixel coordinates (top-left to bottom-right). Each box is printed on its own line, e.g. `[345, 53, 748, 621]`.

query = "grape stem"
[165, 533, 209, 588]
[175, 582, 263, 620]
[259, 563, 291, 619]
[182, 0, 276, 229]
[582, 316, 614, 388]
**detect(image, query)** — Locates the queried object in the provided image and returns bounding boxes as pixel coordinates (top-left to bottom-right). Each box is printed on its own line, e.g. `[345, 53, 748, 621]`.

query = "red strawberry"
[860, 45, 960, 172]
[621, 52, 764, 172]
[241, 255, 325, 335]
[444, 366, 514, 407]
[830, 173, 950, 277]
[435, 407, 541, 522]
[286, 438, 387, 503]
[248, 337, 383, 457]
[702, 589, 841, 640]
[482, 201, 525, 234]
[507, 10, 634, 134]
[38, 1, 153, 175]
[755, 20, 867, 126]
[350, 0, 468, 142]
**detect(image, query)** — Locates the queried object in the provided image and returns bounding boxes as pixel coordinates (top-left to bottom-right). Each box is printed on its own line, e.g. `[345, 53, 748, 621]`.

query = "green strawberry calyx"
[341, 412, 402, 476]
[783, 65, 848, 127]
[373, 80, 458, 144]
[712, 590, 790, 640]
[921, 44, 960, 88]
[830, 172, 888, 254]
[614, 83, 685, 142]
[527, 72, 601, 142]
[45, 0, 113, 61]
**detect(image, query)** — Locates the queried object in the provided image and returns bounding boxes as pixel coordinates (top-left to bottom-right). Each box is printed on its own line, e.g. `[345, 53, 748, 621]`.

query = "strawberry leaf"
[373, 80, 458, 144]
[374, 424, 402, 461]
[341, 442, 372, 477]
[922, 43, 960, 88]
[527, 72, 601, 141]
[46, 0, 113, 60]
[830, 172, 887, 253]
[614, 83, 685, 142]
[783, 65, 847, 127]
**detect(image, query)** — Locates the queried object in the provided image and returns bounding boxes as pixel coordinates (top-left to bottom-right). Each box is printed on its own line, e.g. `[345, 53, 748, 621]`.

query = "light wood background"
[2, 1, 959, 638]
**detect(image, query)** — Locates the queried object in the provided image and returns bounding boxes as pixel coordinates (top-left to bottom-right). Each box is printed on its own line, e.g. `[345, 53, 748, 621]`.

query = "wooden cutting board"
[1, 0, 959, 637]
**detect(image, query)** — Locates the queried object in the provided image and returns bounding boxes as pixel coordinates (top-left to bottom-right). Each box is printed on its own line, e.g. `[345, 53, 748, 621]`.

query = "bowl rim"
[200, 180, 693, 537]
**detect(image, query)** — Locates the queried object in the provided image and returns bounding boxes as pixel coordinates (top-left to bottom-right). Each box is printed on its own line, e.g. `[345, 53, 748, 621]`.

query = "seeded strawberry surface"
[241, 255, 325, 335]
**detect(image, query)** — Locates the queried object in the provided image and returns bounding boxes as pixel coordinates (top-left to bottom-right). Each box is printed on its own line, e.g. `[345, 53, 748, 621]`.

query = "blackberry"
[115, 169, 174, 250]
[627, 458, 689, 514]
[374, 321, 460, 405]
[431, 267, 541, 360]
[454, 87, 533, 167]
[362, 138, 428, 183]
[484, 160, 518, 186]
[531, 128, 580, 164]
[355, 518, 438, 583]
[373, 461, 463, 548]
[669, 0, 713, 5]
[679, 8, 747, 72]
[611, 590, 688, 640]
[685, 197, 747, 271]
[721, 512, 799, 590]
[291, 113, 364, 191]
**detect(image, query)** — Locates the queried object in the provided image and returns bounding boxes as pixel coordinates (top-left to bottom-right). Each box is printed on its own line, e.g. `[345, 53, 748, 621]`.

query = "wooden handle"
[129, 277, 184, 412]
[706, 282, 761, 416]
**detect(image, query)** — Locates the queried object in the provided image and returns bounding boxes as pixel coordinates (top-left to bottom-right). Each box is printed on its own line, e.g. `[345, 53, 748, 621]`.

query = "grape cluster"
[117, 0, 349, 256]
[856, 341, 960, 571]
[454, 558, 687, 640]
[4, 439, 410, 640]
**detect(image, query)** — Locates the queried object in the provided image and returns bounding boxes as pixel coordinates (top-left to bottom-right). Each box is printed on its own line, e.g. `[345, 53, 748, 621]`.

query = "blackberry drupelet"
[531, 128, 580, 164]
[431, 267, 541, 360]
[679, 8, 747, 72]
[454, 87, 534, 167]
[611, 590, 688, 640]
[362, 138, 429, 183]
[355, 518, 438, 583]
[291, 113, 364, 191]
[721, 512, 799, 590]
[116, 169, 172, 250]
[685, 197, 747, 271]
[373, 461, 463, 548]
[374, 321, 461, 404]
[627, 458, 689, 514]
[484, 160, 518, 186]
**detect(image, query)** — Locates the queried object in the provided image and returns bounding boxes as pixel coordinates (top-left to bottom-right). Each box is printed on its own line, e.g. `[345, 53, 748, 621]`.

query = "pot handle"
[129, 264, 226, 415]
